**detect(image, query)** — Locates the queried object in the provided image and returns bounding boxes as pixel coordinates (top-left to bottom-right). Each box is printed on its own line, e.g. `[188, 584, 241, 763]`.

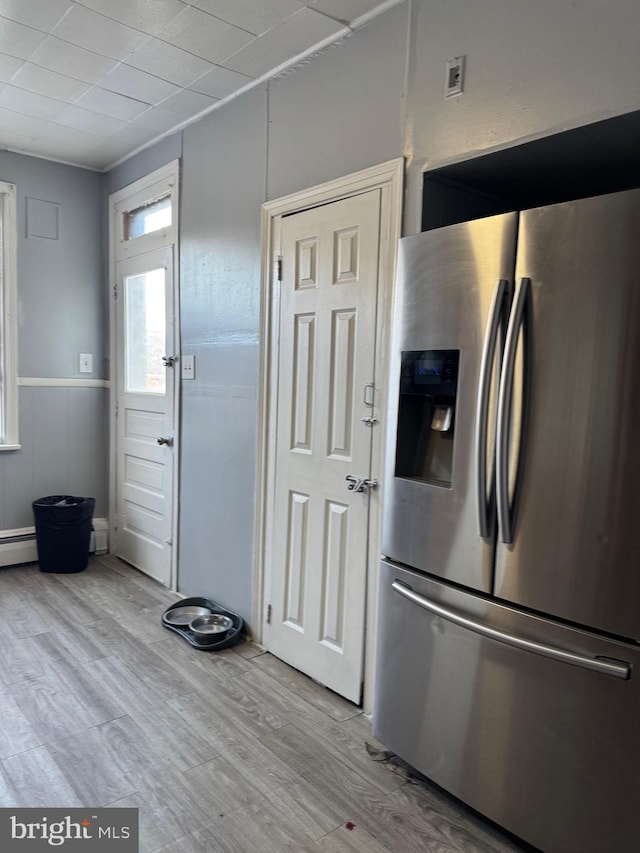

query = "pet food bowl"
[189, 613, 233, 640]
[164, 605, 212, 627]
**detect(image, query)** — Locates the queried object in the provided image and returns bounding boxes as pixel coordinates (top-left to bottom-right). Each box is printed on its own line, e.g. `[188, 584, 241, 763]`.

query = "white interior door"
[265, 190, 382, 703]
[115, 247, 176, 586]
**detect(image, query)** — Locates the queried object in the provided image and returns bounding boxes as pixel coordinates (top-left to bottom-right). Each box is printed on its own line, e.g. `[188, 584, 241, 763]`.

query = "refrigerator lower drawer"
[373, 560, 640, 853]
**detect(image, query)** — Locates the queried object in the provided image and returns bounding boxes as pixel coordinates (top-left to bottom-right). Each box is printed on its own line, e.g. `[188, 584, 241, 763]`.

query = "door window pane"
[125, 268, 166, 394]
[124, 196, 171, 240]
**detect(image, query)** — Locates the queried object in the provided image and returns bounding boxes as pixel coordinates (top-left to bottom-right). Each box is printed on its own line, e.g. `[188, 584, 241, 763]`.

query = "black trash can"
[32, 495, 96, 574]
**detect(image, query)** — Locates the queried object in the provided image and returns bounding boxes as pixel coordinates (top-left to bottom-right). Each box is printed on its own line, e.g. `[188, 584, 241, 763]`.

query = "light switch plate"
[79, 353, 93, 373]
[181, 354, 195, 379]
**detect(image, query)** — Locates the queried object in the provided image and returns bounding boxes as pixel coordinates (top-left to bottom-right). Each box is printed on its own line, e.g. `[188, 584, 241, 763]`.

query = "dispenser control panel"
[400, 350, 459, 395]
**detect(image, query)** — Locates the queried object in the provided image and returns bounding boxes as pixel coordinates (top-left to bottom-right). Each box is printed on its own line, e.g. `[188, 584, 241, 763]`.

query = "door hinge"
[113, 283, 118, 300]
[276, 256, 282, 282]
[266, 603, 272, 624]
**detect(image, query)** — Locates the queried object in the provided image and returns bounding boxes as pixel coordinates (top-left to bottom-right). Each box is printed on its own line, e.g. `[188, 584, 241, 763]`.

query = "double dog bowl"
[162, 597, 243, 650]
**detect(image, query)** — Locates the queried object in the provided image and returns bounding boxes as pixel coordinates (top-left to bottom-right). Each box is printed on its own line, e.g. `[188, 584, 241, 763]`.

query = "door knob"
[157, 436, 173, 446]
[346, 474, 378, 493]
[162, 355, 178, 367]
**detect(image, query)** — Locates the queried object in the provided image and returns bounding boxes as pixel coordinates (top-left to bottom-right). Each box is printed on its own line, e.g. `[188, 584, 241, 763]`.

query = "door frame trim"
[108, 160, 181, 590]
[254, 158, 404, 711]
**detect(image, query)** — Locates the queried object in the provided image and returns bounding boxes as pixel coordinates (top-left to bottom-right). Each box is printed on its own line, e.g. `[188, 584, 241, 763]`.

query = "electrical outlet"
[445, 55, 465, 98]
[181, 354, 195, 380]
[79, 353, 93, 373]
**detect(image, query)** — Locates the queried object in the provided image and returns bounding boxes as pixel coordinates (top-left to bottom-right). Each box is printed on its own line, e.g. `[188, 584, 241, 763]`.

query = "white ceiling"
[0, 0, 391, 171]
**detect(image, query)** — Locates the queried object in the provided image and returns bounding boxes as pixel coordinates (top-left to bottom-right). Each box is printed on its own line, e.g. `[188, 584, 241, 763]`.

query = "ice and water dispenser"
[394, 350, 460, 487]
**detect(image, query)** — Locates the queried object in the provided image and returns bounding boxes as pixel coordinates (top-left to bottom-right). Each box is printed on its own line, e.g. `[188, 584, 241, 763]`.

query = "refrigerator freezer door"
[494, 188, 640, 639]
[382, 213, 517, 592]
[373, 560, 640, 853]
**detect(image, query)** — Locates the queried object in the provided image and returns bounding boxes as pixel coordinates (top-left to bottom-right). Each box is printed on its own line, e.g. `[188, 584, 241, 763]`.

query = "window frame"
[123, 194, 172, 241]
[0, 181, 19, 450]
[113, 168, 178, 262]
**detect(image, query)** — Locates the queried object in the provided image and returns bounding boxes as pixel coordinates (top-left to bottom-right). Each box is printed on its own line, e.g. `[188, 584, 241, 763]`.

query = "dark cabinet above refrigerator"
[422, 109, 640, 232]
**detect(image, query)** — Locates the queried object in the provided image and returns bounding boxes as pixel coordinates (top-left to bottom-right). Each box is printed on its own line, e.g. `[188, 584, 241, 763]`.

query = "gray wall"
[102, 0, 640, 628]
[177, 86, 267, 619]
[175, 7, 407, 624]
[267, 8, 407, 200]
[103, 6, 408, 624]
[403, 0, 640, 231]
[5, 0, 638, 620]
[105, 132, 182, 196]
[0, 150, 106, 530]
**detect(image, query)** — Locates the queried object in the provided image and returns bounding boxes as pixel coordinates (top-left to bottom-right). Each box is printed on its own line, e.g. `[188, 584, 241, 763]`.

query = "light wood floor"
[0, 555, 530, 853]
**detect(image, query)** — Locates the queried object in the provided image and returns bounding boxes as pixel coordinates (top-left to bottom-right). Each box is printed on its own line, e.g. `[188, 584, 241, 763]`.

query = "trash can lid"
[33, 495, 93, 506]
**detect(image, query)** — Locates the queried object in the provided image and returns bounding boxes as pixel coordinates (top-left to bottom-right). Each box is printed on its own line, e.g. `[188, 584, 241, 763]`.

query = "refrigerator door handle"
[496, 277, 530, 544]
[475, 279, 509, 538]
[391, 581, 631, 680]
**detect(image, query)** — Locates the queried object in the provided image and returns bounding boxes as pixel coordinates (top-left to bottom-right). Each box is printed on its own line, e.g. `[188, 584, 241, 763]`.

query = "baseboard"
[0, 518, 109, 568]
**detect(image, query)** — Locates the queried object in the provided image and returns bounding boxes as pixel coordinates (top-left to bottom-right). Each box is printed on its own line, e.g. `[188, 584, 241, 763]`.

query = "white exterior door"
[265, 190, 382, 703]
[115, 247, 176, 586]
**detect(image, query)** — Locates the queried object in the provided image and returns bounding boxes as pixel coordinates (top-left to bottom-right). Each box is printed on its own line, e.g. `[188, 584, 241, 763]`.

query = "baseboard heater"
[0, 518, 109, 568]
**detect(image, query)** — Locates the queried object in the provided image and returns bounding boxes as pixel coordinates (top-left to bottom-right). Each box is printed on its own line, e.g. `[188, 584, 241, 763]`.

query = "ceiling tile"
[73, 0, 188, 35]
[222, 7, 344, 78]
[0, 52, 23, 82]
[157, 6, 254, 63]
[0, 105, 56, 136]
[0, 129, 34, 148]
[84, 140, 132, 169]
[189, 65, 253, 99]
[50, 5, 149, 60]
[29, 36, 119, 84]
[134, 106, 185, 133]
[10, 62, 91, 101]
[57, 104, 128, 135]
[0, 16, 47, 59]
[71, 148, 116, 169]
[125, 38, 214, 87]
[189, 0, 303, 36]
[0, 0, 73, 32]
[158, 88, 217, 117]
[88, 124, 161, 167]
[74, 86, 150, 120]
[0, 85, 67, 121]
[0, 110, 100, 165]
[23, 136, 102, 166]
[34, 122, 99, 146]
[100, 64, 180, 104]
[97, 123, 158, 151]
[0, 0, 382, 167]
[73, 148, 117, 169]
[307, 0, 385, 23]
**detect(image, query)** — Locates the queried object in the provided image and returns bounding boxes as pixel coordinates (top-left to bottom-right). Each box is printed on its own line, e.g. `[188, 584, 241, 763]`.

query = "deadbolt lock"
[360, 415, 378, 427]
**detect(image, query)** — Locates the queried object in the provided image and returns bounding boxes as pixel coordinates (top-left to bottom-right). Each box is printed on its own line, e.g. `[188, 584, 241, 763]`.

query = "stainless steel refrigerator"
[373, 189, 640, 853]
